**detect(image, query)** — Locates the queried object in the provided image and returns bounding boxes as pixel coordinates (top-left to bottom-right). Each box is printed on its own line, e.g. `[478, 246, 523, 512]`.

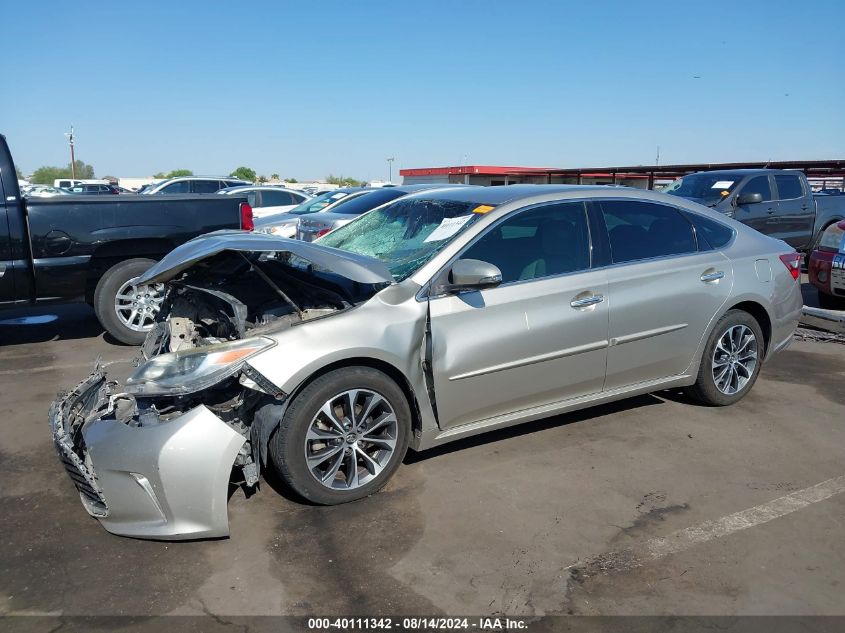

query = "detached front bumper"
[49, 369, 246, 540]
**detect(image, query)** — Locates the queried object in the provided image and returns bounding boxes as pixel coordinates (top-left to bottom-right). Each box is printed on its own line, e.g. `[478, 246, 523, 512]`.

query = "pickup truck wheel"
[94, 258, 161, 345]
[269, 367, 411, 505]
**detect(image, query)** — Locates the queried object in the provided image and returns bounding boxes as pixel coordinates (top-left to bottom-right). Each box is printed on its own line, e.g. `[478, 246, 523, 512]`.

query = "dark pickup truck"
[665, 169, 845, 252]
[0, 134, 253, 344]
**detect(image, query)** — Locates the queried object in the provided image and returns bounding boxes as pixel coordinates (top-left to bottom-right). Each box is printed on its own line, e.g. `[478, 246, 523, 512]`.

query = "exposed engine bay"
[142, 249, 385, 358]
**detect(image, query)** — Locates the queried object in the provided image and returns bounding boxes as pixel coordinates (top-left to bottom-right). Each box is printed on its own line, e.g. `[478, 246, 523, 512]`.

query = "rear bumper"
[809, 249, 845, 298]
[49, 370, 245, 540]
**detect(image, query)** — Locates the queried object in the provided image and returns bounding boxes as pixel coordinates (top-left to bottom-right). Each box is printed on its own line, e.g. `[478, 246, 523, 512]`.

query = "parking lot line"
[568, 474, 845, 577]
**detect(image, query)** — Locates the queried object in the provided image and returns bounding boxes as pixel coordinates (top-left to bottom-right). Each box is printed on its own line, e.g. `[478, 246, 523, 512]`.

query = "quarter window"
[685, 212, 735, 250]
[739, 176, 772, 202]
[462, 202, 591, 283]
[774, 174, 804, 200]
[600, 200, 696, 264]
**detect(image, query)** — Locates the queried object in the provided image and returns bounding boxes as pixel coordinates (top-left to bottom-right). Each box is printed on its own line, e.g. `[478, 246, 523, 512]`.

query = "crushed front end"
[49, 360, 265, 540]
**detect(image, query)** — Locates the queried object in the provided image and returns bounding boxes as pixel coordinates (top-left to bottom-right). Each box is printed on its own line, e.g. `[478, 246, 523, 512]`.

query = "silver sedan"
[50, 185, 802, 539]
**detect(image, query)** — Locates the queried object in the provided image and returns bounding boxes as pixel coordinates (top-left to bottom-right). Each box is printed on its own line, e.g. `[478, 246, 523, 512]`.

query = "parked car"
[49, 184, 801, 539]
[142, 177, 250, 195]
[0, 133, 254, 344]
[808, 220, 845, 309]
[217, 185, 312, 219]
[254, 188, 362, 238]
[53, 178, 109, 188]
[68, 183, 120, 195]
[665, 169, 845, 252]
[22, 185, 71, 197]
[296, 184, 466, 241]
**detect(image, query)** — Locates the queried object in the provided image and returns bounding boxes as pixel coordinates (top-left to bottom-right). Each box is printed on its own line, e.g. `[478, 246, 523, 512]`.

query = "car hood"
[136, 230, 394, 285]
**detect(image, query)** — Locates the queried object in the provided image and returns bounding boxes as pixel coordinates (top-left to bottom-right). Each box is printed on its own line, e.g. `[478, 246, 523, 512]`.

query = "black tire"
[93, 258, 157, 345]
[684, 309, 765, 406]
[818, 290, 845, 310]
[269, 367, 411, 505]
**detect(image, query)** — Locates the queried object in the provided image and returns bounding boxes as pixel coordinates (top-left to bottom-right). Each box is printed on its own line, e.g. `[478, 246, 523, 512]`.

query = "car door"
[733, 175, 776, 236]
[773, 173, 815, 248]
[596, 200, 734, 390]
[428, 200, 609, 429]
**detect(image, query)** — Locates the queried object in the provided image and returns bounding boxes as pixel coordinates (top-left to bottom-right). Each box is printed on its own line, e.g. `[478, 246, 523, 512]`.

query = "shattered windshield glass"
[318, 198, 485, 281]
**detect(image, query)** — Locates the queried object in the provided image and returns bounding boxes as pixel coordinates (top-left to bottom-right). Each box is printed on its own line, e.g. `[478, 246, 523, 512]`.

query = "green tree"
[15, 166, 23, 180]
[270, 173, 280, 181]
[153, 169, 193, 179]
[325, 174, 363, 187]
[30, 160, 96, 184]
[230, 166, 257, 182]
[258, 175, 268, 183]
[284, 177, 298, 183]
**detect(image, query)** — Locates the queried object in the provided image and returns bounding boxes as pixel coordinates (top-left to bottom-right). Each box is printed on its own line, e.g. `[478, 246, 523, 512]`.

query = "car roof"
[403, 184, 614, 205]
[219, 185, 305, 193]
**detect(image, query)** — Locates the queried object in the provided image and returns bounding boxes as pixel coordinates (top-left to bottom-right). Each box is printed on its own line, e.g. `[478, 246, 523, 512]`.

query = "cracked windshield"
[318, 198, 485, 280]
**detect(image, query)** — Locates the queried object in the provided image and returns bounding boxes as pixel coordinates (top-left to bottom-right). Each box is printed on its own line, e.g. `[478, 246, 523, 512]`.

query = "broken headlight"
[125, 337, 276, 396]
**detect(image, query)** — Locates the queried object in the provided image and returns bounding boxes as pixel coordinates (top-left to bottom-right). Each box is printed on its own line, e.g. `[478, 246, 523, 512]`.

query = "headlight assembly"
[125, 337, 276, 396]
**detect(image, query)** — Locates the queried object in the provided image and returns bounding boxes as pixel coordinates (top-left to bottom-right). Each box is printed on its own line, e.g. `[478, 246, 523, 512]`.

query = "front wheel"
[269, 367, 411, 505]
[93, 258, 163, 345]
[685, 310, 765, 406]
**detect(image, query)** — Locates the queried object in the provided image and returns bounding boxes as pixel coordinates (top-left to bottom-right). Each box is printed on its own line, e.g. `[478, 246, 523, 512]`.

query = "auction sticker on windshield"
[424, 215, 473, 242]
[711, 180, 734, 189]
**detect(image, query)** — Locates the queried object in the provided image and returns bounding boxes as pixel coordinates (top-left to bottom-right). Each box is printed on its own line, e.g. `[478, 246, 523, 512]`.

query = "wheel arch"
[85, 240, 173, 304]
[724, 300, 772, 357]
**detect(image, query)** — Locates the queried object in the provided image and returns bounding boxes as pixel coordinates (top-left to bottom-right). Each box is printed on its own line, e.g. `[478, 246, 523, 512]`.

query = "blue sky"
[2, 0, 843, 181]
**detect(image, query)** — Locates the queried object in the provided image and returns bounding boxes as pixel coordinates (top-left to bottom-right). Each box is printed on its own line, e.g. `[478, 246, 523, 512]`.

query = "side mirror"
[446, 259, 503, 292]
[736, 192, 763, 206]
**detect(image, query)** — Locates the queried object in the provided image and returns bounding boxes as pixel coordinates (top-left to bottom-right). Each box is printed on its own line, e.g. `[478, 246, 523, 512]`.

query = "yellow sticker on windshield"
[720, 190, 730, 196]
[472, 205, 495, 214]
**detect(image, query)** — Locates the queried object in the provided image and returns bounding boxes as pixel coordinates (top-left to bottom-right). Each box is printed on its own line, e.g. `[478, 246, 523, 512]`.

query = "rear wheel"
[269, 367, 411, 505]
[685, 310, 764, 406]
[93, 258, 163, 345]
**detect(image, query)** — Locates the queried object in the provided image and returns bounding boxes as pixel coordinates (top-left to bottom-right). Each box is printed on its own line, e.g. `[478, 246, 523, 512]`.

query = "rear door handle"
[570, 294, 604, 309]
[700, 270, 725, 282]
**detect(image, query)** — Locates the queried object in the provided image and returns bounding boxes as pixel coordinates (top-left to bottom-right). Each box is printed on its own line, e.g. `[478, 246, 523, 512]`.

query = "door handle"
[570, 294, 604, 309]
[700, 270, 725, 282]
[767, 209, 775, 215]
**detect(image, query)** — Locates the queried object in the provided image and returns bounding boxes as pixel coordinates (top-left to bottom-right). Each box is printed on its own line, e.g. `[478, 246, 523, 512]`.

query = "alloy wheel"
[113, 278, 164, 332]
[711, 324, 758, 395]
[304, 389, 399, 490]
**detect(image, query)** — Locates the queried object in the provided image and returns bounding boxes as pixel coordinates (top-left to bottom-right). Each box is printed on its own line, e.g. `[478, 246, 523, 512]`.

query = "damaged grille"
[50, 371, 110, 515]
[54, 439, 107, 512]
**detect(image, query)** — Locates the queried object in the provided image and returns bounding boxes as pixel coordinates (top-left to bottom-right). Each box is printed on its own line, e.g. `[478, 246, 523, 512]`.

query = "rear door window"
[774, 174, 804, 200]
[192, 180, 221, 194]
[685, 212, 735, 250]
[261, 190, 296, 206]
[599, 200, 696, 264]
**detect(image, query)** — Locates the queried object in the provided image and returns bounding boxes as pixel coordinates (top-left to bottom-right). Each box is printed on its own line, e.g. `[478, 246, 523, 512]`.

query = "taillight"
[316, 228, 331, 238]
[240, 202, 254, 231]
[778, 252, 802, 280]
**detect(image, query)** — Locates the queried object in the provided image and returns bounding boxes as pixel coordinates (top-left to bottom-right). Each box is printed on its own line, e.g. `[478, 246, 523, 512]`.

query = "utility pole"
[386, 157, 395, 183]
[64, 125, 76, 179]
[655, 145, 660, 167]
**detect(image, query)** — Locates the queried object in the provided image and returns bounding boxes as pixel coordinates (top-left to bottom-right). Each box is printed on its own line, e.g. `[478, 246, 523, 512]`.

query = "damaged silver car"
[50, 185, 802, 539]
